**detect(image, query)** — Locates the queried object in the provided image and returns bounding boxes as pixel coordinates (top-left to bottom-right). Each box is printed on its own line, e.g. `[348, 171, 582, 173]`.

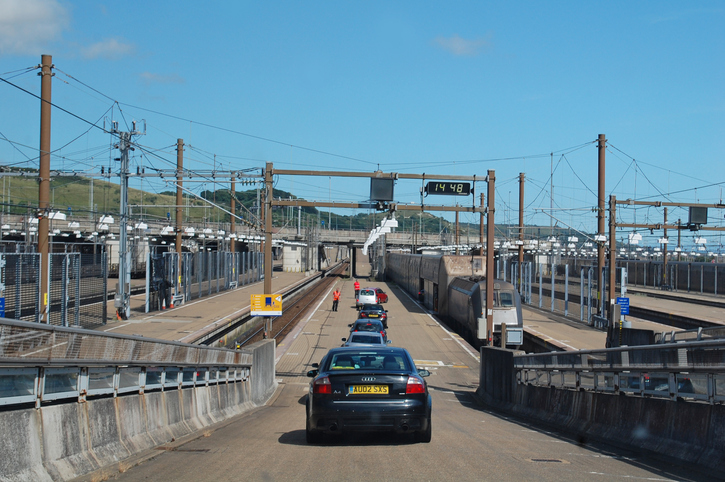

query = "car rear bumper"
[309, 398, 430, 434]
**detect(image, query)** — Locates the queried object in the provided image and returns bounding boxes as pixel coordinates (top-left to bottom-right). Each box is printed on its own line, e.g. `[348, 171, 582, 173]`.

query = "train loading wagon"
[385, 253, 523, 348]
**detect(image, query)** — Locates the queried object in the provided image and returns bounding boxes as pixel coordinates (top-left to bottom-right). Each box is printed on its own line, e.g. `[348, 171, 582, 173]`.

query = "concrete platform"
[98, 271, 312, 343]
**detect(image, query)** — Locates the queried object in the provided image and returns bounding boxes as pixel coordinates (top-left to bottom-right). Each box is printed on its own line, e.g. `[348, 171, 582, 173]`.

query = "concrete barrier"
[0, 340, 276, 482]
[477, 346, 725, 474]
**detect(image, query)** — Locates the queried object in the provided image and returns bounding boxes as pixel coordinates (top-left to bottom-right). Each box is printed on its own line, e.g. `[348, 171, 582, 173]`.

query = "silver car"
[341, 332, 391, 347]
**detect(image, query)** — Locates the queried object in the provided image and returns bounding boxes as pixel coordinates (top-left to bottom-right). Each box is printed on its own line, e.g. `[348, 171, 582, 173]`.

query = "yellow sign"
[251, 294, 283, 316]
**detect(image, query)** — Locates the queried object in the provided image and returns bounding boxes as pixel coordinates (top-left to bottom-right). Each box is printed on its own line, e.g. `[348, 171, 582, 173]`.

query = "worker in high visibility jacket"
[353, 280, 360, 298]
[332, 289, 341, 312]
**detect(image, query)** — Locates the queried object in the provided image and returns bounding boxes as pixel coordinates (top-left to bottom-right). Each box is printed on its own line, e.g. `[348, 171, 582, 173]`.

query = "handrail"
[513, 340, 725, 404]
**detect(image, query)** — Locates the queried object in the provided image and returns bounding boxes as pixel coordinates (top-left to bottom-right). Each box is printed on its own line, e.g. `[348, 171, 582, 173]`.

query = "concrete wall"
[477, 346, 725, 474]
[0, 340, 277, 482]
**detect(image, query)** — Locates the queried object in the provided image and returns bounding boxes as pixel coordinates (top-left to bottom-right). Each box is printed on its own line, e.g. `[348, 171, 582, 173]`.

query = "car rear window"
[363, 304, 384, 311]
[360, 289, 375, 296]
[354, 322, 382, 332]
[350, 334, 381, 344]
[327, 352, 409, 370]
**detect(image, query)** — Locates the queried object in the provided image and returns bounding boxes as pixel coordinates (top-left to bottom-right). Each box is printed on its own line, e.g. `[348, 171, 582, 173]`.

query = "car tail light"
[406, 376, 425, 394]
[380, 331, 385, 336]
[313, 376, 332, 394]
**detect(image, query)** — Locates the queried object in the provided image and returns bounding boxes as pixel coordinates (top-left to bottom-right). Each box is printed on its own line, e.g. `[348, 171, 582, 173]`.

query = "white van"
[356, 288, 377, 310]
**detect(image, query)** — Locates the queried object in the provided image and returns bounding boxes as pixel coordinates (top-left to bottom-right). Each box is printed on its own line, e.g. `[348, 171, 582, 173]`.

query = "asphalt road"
[109, 277, 706, 481]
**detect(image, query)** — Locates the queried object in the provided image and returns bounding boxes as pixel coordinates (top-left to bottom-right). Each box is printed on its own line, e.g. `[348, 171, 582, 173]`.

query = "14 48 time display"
[424, 182, 471, 196]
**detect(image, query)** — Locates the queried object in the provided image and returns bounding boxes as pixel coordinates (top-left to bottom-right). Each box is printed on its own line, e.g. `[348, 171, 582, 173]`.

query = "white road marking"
[103, 322, 131, 332]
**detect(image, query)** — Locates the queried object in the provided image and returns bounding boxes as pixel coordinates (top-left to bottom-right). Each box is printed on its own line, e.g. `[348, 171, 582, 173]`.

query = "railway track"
[531, 283, 722, 330]
[233, 262, 348, 348]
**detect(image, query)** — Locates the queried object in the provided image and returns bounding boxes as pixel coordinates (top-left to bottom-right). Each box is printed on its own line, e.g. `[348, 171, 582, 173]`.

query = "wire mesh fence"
[146, 250, 264, 312]
[0, 253, 40, 322]
[0, 252, 107, 329]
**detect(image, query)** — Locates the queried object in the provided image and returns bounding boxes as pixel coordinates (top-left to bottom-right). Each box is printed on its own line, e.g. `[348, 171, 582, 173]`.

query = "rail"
[0, 318, 252, 408]
[654, 326, 725, 344]
[514, 340, 725, 404]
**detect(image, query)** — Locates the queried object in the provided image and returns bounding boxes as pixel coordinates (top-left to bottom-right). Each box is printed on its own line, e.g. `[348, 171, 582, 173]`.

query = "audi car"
[305, 346, 431, 444]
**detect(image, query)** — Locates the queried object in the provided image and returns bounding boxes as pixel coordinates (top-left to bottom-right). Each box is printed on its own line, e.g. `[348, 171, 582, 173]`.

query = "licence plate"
[368, 314, 379, 317]
[349, 385, 388, 394]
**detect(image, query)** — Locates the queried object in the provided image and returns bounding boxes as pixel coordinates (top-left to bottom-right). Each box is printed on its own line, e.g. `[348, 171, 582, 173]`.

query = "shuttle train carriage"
[385, 253, 523, 348]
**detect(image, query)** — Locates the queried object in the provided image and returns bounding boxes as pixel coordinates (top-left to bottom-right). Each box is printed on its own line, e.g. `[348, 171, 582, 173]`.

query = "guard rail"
[514, 339, 725, 404]
[0, 318, 251, 408]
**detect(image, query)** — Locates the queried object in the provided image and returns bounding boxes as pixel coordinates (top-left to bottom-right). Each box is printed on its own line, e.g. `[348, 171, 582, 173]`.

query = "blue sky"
[1, 1, 723, 250]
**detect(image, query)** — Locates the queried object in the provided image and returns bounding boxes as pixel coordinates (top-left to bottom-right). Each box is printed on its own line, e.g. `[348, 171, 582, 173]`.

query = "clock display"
[424, 182, 471, 196]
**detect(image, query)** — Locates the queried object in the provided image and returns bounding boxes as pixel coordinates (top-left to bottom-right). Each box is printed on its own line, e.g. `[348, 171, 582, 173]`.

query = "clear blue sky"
[1, 1, 723, 250]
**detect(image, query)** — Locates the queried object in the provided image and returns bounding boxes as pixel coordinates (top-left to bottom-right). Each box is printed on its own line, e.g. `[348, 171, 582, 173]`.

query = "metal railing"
[655, 326, 725, 344]
[0, 318, 252, 408]
[514, 340, 725, 404]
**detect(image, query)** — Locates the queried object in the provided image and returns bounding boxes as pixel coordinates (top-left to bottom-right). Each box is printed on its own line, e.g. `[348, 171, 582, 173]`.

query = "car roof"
[361, 304, 383, 309]
[327, 346, 406, 356]
[353, 318, 383, 325]
[349, 332, 384, 341]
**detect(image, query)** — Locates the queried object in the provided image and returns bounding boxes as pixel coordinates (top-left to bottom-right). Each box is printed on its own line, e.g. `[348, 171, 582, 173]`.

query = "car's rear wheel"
[306, 415, 322, 444]
[415, 417, 432, 443]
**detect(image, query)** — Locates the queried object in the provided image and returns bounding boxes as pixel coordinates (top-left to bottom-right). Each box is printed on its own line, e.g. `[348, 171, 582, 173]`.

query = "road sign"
[251, 294, 282, 316]
[616, 297, 630, 315]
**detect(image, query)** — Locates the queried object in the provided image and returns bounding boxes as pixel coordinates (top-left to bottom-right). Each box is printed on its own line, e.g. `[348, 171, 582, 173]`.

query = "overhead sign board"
[251, 294, 283, 316]
[425, 182, 471, 196]
[370, 178, 395, 202]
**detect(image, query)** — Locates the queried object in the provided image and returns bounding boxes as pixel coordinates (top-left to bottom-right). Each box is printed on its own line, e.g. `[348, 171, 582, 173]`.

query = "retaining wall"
[0, 340, 277, 482]
[477, 346, 725, 474]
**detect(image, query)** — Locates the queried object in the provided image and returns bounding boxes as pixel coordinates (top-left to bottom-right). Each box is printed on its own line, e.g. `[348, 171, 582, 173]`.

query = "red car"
[374, 288, 388, 303]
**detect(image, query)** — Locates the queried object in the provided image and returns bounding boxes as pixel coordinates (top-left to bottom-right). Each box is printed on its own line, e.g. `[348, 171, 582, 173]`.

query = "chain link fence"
[146, 250, 264, 312]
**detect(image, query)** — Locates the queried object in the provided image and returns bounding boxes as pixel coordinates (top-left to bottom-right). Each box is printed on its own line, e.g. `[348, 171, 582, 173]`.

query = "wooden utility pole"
[479, 192, 485, 248]
[264, 162, 273, 294]
[230, 176, 236, 252]
[486, 170, 496, 345]
[176, 139, 183, 260]
[663, 207, 668, 286]
[38, 54, 52, 323]
[518, 173, 525, 288]
[597, 134, 606, 316]
[608, 195, 617, 323]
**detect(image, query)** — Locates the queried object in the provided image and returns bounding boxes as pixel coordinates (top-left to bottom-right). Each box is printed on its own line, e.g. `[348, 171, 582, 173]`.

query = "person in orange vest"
[354, 280, 360, 298]
[332, 289, 341, 312]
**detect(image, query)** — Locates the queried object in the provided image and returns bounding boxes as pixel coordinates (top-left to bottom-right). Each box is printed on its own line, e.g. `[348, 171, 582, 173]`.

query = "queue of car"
[305, 281, 433, 444]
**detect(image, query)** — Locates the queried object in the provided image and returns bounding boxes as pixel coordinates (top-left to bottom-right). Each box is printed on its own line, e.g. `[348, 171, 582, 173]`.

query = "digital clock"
[424, 182, 471, 196]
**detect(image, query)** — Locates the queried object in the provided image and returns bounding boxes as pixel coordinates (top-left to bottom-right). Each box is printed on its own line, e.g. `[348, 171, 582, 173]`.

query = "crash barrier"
[0, 318, 277, 481]
[478, 341, 725, 474]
